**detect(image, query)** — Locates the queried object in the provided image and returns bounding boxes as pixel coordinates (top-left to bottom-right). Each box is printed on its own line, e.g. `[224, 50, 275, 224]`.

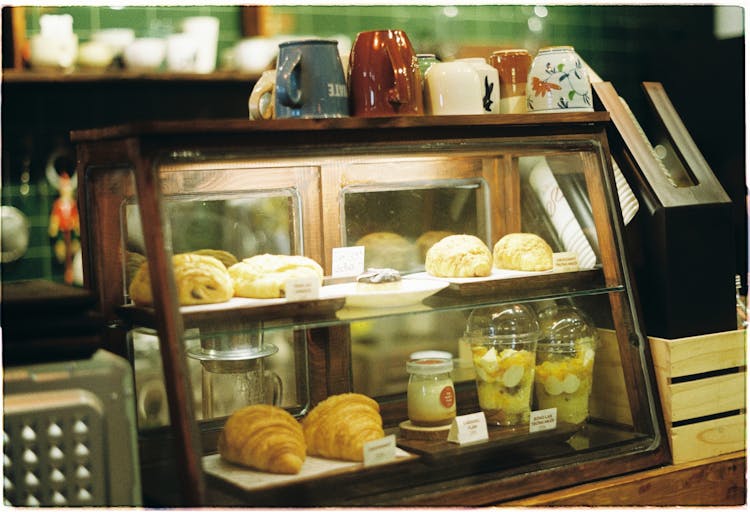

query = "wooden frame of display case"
[73, 114, 667, 507]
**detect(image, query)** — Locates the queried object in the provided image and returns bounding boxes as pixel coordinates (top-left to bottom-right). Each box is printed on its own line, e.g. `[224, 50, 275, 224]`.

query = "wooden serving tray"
[118, 296, 346, 329]
[397, 422, 581, 465]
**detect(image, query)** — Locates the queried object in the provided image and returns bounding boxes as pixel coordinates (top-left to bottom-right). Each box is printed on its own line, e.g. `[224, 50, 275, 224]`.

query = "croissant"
[218, 404, 306, 474]
[302, 393, 384, 462]
[129, 253, 234, 306]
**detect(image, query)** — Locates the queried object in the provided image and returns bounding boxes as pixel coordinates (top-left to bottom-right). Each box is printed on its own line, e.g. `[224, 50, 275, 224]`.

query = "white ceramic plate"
[320, 279, 449, 309]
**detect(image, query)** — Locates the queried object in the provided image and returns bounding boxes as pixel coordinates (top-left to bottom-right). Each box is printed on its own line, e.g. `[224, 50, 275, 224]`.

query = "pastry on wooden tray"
[415, 230, 455, 262]
[218, 404, 306, 474]
[424, 234, 492, 278]
[190, 248, 239, 268]
[129, 253, 234, 306]
[493, 233, 553, 272]
[229, 253, 324, 299]
[302, 393, 385, 462]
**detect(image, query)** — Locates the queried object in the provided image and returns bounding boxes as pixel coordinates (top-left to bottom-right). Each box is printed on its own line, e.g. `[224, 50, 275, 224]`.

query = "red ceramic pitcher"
[348, 29, 424, 117]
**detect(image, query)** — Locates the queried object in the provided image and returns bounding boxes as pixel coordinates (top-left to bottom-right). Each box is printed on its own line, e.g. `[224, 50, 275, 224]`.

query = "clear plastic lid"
[536, 304, 598, 353]
[464, 303, 541, 344]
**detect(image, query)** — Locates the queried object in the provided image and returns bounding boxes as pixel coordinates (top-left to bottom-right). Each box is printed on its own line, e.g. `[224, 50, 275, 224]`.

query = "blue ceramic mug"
[275, 39, 349, 119]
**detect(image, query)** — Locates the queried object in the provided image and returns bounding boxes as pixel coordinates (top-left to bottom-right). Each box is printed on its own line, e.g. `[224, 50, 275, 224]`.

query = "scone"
[229, 254, 324, 299]
[129, 253, 234, 306]
[302, 393, 384, 462]
[415, 230, 454, 262]
[355, 232, 416, 271]
[425, 234, 493, 278]
[356, 268, 402, 291]
[218, 404, 306, 474]
[493, 233, 553, 271]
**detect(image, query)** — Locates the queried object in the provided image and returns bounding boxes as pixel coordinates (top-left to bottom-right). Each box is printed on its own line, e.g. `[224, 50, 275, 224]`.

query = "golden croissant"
[302, 393, 384, 462]
[218, 404, 306, 474]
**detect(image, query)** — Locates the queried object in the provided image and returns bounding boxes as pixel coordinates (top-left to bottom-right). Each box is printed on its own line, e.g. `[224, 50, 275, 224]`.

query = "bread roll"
[355, 232, 416, 271]
[218, 404, 306, 474]
[129, 253, 234, 306]
[302, 393, 384, 462]
[229, 254, 323, 299]
[416, 230, 455, 262]
[425, 234, 492, 278]
[493, 233, 553, 271]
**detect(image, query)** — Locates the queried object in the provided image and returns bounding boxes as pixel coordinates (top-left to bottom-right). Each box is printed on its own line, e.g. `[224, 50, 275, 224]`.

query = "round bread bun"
[129, 253, 234, 306]
[415, 230, 455, 262]
[493, 233, 553, 271]
[229, 254, 323, 299]
[355, 232, 416, 271]
[424, 234, 492, 278]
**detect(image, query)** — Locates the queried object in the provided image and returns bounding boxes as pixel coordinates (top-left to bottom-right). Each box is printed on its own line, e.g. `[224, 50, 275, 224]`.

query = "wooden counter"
[505, 451, 746, 506]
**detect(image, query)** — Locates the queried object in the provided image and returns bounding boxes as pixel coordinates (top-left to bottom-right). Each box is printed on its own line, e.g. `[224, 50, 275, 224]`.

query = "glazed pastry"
[355, 232, 416, 271]
[425, 234, 492, 278]
[415, 230, 454, 262]
[302, 393, 384, 462]
[229, 254, 324, 299]
[356, 268, 402, 291]
[493, 233, 553, 271]
[126, 251, 147, 287]
[129, 253, 234, 306]
[218, 404, 306, 474]
[191, 249, 238, 269]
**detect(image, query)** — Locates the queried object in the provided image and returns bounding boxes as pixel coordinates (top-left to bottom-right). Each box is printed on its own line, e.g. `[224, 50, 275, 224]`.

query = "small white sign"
[285, 275, 320, 301]
[447, 412, 489, 445]
[331, 246, 365, 277]
[529, 408, 557, 433]
[553, 252, 580, 273]
[363, 434, 396, 467]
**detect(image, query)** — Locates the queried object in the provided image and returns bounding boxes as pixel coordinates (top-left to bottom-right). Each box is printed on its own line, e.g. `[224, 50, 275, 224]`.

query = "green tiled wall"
[12, 5, 723, 284]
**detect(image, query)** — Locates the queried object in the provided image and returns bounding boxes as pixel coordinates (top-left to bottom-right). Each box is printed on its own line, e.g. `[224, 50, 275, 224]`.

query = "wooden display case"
[72, 113, 667, 507]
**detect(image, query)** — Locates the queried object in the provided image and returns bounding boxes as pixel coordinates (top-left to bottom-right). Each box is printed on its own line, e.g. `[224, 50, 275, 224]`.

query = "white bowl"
[77, 41, 115, 70]
[123, 38, 166, 71]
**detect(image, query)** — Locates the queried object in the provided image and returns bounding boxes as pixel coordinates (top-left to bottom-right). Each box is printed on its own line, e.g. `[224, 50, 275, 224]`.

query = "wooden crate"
[649, 330, 746, 464]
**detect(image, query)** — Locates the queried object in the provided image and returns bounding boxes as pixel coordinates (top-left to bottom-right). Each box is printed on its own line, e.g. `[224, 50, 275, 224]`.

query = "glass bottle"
[406, 358, 456, 427]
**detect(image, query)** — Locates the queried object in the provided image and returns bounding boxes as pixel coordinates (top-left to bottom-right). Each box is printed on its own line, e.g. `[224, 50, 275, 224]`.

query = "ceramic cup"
[456, 57, 500, 114]
[489, 49, 532, 114]
[249, 70, 276, 120]
[424, 61, 484, 115]
[348, 29, 424, 117]
[166, 33, 200, 72]
[30, 33, 78, 70]
[274, 39, 349, 119]
[181, 16, 219, 73]
[417, 53, 440, 80]
[526, 46, 593, 112]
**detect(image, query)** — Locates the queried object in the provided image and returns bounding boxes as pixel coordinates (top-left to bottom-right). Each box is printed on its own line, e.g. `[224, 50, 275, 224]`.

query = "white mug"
[456, 58, 500, 114]
[248, 70, 276, 120]
[166, 33, 200, 72]
[181, 16, 219, 73]
[424, 61, 484, 115]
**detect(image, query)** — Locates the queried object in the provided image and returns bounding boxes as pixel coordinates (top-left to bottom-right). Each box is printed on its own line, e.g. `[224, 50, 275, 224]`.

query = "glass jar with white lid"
[406, 357, 456, 427]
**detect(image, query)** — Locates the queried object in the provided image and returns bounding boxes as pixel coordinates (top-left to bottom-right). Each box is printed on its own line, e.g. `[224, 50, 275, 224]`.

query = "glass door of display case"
[73, 114, 666, 507]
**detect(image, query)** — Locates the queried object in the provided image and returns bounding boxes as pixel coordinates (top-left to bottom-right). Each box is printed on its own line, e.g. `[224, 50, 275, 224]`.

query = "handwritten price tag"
[331, 246, 365, 277]
[447, 412, 489, 445]
[553, 252, 579, 272]
[529, 408, 557, 433]
[285, 275, 320, 301]
[363, 434, 396, 467]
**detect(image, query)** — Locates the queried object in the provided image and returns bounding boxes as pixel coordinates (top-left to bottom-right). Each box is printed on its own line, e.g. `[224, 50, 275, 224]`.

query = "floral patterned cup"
[526, 46, 593, 112]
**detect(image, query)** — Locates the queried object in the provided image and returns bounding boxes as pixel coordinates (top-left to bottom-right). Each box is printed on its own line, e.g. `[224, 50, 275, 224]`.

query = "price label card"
[331, 246, 365, 277]
[285, 275, 320, 301]
[553, 252, 580, 273]
[529, 408, 557, 433]
[447, 412, 489, 445]
[363, 434, 396, 467]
